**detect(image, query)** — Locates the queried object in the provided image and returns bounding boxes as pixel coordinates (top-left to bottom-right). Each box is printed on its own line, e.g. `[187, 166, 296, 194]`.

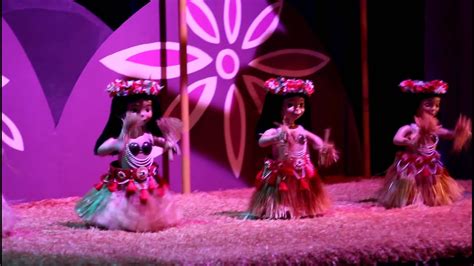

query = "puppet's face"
[418, 97, 441, 117]
[127, 99, 153, 123]
[282, 96, 305, 123]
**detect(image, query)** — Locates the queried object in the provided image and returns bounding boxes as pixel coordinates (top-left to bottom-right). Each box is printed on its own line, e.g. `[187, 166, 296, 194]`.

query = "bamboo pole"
[159, 0, 170, 184]
[360, 0, 371, 177]
[178, 0, 191, 193]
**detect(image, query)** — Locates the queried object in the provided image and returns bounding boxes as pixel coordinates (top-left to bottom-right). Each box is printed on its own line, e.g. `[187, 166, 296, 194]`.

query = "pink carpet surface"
[2, 178, 472, 265]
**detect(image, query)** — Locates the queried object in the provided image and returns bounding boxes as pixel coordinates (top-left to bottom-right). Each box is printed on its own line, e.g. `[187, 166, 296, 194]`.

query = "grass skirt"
[248, 158, 330, 219]
[378, 151, 464, 208]
[76, 188, 181, 232]
[2, 195, 15, 237]
[76, 161, 182, 232]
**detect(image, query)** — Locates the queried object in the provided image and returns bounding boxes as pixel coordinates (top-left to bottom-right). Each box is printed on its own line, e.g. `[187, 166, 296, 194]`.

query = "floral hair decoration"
[264, 77, 315, 96]
[399, 79, 448, 95]
[106, 79, 163, 97]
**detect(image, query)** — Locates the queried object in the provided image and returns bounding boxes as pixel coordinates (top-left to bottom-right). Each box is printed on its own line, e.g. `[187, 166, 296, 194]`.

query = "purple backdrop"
[2, 0, 362, 202]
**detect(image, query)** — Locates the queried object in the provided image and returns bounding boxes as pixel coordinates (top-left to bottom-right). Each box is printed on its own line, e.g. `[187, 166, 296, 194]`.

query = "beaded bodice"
[410, 123, 439, 156]
[272, 126, 308, 161]
[121, 133, 154, 169]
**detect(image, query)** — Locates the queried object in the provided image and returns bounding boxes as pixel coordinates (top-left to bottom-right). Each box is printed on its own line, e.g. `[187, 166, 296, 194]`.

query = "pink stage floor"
[2, 178, 472, 265]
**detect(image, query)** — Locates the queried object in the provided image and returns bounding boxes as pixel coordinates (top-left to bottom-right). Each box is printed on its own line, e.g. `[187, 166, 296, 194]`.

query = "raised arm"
[153, 136, 167, 148]
[305, 130, 324, 150]
[258, 128, 283, 147]
[96, 131, 127, 156]
[393, 125, 418, 147]
[435, 114, 472, 139]
[436, 127, 454, 139]
[96, 112, 140, 156]
[306, 129, 339, 167]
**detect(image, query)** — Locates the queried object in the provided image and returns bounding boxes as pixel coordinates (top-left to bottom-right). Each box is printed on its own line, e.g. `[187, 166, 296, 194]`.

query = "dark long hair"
[401, 92, 445, 123]
[255, 92, 312, 141]
[94, 93, 163, 154]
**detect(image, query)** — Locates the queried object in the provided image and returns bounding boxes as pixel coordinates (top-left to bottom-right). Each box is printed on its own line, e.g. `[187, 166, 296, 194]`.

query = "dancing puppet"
[248, 77, 339, 219]
[76, 79, 182, 232]
[378, 79, 471, 208]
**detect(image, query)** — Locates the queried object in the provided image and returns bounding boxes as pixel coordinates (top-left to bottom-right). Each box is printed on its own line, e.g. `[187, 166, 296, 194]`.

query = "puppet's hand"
[156, 117, 182, 160]
[156, 117, 183, 142]
[269, 122, 288, 143]
[404, 132, 420, 148]
[453, 114, 472, 152]
[276, 128, 288, 143]
[122, 112, 143, 133]
[415, 114, 440, 136]
[164, 140, 181, 155]
[318, 142, 339, 167]
[164, 140, 181, 160]
[277, 122, 293, 144]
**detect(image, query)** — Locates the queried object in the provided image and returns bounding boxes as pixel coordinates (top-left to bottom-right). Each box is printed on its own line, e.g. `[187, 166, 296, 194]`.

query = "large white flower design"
[2, 75, 24, 151]
[99, 0, 330, 177]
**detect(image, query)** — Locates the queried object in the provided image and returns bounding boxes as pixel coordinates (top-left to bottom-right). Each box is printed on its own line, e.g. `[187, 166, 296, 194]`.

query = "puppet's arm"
[306, 129, 339, 167]
[96, 112, 140, 156]
[306, 130, 324, 150]
[393, 125, 419, 147]
[154, 117, 183, 159]
[258, 128, 284, 147]
[152, 136, 179, 153]
[96, 128, 127, 156]
[153, 136, 167, 147]
[436, 127, 454, 139]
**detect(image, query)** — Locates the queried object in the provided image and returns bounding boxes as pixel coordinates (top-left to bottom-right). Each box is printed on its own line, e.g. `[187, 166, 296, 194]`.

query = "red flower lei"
[106, 79, 162, 97]
[264, 77, 315, 96]
[399, 79, 448, 94]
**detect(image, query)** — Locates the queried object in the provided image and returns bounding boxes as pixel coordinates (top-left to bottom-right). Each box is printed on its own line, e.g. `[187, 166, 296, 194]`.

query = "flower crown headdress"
[264, 77, 315, 96]
[399, 79, 448, 95]
[106, 79, 163, 97]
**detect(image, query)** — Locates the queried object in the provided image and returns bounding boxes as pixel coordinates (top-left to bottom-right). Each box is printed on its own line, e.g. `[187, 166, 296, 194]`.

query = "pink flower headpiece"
[399, 79, 448, 95]
[264, 77, 315, 96]
[106, 79, 163, 97]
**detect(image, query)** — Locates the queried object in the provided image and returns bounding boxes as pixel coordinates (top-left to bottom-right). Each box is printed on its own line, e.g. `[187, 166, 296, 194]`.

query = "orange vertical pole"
[178, 0, 191, 193]
[360, 0, 371, 177]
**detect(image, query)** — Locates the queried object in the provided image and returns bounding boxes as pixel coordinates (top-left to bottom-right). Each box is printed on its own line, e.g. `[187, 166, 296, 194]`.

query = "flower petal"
[241, 0, 282, 50]
[2, 75, 9, 87]
[99, 42, 212, 79]
[249, 49, 330, 77]
[2, 112, 24, 151]
[163, 76, 217, 129]
[224, 0, 242, 44]
[242, 75, 266, 113]
[187, 0, 221, 44]
[224, 84, 246, 178]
